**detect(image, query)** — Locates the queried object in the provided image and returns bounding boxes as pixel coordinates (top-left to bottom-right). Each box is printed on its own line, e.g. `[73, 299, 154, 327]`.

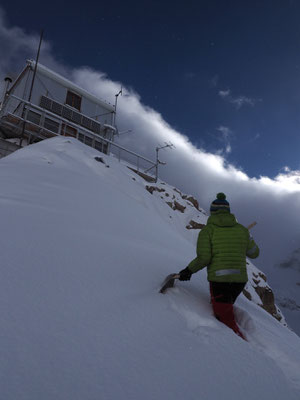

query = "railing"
[0, 138, 21, 158]
[0, 95, 157, 179]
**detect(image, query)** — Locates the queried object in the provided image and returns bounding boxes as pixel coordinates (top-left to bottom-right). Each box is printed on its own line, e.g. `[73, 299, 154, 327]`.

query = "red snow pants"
[209, 282, 246, 340]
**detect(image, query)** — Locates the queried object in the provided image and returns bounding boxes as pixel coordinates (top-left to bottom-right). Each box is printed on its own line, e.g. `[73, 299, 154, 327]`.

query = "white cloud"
[218, 89, 231, 98]
[218, 88, 261, 109]
[1, 9, 300, 289]
[217, 125, 231, 138]
[231, 95, 256, 109]
[225, 144, 232, 154]
[216, 125, 233, 154]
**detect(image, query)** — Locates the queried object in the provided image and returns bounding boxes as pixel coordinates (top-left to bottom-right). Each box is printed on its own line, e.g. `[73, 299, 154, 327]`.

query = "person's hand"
[179, 267, 192, 281]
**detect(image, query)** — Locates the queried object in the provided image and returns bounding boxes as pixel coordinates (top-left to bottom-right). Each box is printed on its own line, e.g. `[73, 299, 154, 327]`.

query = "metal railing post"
[58, 120, 63, 136]
[40, 111, 45, 130]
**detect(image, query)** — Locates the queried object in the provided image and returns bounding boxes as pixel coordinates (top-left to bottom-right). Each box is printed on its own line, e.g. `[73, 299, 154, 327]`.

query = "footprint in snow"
[169, 294, 218, 332]
[234, 306, 256, 334]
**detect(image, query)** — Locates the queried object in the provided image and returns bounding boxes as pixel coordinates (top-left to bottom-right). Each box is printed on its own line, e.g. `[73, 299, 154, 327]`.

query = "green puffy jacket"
[187, 210, 259, 283]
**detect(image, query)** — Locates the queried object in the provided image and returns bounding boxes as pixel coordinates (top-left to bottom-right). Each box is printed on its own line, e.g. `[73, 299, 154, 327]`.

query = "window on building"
[62, 123, 77, 137]
[27, 110, 41, 125]
[66, 91, 82, 111]
[44, 118, 59, 133]
[95, 140, 108, 154]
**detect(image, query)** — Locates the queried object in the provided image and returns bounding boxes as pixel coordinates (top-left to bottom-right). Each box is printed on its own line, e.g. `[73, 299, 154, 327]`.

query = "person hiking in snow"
[179, 193, 259, 340]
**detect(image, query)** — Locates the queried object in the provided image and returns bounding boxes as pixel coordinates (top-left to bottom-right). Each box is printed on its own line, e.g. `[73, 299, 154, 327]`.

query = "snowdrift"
[0, 137, 299, 400]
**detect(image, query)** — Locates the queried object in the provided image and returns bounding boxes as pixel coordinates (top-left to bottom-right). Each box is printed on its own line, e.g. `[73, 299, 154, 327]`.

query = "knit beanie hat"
[210, 193, 230, 214]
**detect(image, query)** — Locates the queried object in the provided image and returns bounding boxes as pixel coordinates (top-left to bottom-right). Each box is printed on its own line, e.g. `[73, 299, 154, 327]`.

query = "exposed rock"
[146, 186, 155, 194]
[186, 220, 206, 230]
[145, 186, 165, 195]
[172, 189, 200, 211]
[165, 201, 186, 213]
[173, 188, 182, 196]
[183, 195, 200, 211]
[243, 289, 252, 301]
[173, 201, 186, 213]
[255, 286, 282, 321]
[244, 269, 283, 323]
[258, 272, 267, 282]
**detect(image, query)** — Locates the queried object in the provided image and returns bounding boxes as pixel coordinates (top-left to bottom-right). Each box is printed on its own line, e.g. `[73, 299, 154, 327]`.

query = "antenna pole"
[28, 29, 44, 103]
[114, 87, 122, 128]
[20, 29, 44, 146]
[155, 142, 175, 183]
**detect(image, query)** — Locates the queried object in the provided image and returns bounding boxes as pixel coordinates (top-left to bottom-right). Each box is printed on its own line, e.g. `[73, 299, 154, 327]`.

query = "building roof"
[27, 60, 115, 112]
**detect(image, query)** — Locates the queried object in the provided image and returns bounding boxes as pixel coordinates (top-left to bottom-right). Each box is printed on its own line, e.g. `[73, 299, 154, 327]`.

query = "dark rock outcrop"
[145, 186, 165, 195]
[186, 220, 206, 230]
[255, 286, 282, 321]
[242, 289, 252, 301]
[173, 201, 186, 213]
[246, 270, 283, 322]
[182, 195, 200, 211]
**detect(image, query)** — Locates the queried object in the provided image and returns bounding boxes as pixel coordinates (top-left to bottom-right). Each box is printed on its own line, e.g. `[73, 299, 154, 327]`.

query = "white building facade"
[0, 60, 157, 179]
[0, 60, 116, 154]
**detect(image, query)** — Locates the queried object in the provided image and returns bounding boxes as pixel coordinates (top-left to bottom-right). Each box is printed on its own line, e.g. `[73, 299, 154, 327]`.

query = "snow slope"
[0, 137, 299, 400]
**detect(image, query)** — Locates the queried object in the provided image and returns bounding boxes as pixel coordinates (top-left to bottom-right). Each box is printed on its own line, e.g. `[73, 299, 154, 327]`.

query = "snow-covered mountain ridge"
[0, 137, 299, 400]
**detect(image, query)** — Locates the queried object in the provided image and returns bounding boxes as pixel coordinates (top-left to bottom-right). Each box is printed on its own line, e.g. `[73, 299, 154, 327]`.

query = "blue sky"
[2, 0, 300, 178]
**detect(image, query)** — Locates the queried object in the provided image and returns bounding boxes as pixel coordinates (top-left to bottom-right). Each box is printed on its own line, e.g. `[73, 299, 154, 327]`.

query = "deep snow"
[0, 137, 299, 400]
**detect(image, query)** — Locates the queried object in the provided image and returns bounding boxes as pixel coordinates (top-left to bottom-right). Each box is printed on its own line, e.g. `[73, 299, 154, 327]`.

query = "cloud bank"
[1, 8, 300, 294]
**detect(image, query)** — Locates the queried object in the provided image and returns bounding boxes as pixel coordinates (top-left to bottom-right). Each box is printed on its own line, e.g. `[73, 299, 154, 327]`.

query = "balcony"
[0, 95, 157, 177]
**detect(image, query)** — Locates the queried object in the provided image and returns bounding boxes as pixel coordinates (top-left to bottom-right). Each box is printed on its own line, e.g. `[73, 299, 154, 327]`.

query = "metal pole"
[114, 88, 122, 128]
[1, 77, 12, 110]
[155, 147, 159, 182]
[20, 29, 44, 146]
[28, 30, 44, 103]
